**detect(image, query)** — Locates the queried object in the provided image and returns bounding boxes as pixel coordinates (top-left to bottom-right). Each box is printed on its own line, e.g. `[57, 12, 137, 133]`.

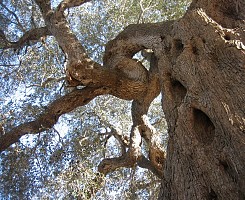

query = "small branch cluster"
[98, 117, 165, 179]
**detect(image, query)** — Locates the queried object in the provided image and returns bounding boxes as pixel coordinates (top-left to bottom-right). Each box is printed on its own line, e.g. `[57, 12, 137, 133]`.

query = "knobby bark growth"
[0, 0, 244, 199]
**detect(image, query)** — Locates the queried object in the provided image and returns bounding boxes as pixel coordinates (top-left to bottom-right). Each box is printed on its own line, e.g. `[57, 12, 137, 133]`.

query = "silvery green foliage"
[0, 0, 190, 199]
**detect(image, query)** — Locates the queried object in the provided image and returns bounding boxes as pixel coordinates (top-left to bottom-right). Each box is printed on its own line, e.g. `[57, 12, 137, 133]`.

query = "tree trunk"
[158, 0, 245, 199]
[1, 0, 244, 198]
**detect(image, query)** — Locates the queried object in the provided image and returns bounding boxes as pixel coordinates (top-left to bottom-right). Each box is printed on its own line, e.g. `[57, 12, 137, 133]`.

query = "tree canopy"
[0, 0, 191, 199]
[1, 0, 244, 199]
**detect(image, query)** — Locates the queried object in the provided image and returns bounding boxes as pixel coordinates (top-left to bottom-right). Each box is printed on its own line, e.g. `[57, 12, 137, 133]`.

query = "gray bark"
[157, 0, 245, 199]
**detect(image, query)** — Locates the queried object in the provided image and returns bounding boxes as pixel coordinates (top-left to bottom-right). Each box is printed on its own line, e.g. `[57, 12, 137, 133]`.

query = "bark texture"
[157, 0, 245, 199]
[1, 0, 244, 199]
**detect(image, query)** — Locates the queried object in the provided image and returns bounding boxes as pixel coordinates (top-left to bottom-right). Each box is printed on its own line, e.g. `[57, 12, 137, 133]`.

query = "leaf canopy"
[0, 0, 190, 199]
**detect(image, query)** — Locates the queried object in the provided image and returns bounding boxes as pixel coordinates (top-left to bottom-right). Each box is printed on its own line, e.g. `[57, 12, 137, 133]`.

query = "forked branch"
[98, 53, 166, 178]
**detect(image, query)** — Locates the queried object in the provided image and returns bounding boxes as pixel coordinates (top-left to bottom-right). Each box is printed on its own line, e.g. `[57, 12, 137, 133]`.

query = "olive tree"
[0, 0, 244, 199]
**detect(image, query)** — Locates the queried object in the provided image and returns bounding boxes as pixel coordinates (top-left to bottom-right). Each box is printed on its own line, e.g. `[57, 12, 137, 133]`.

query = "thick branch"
[129, 54, 166, 174]
[0, 87, 110, 152]
[103, 21, 174, 68]
[35, 0, 105, 88]
[137, 156, 163, 178]
[100, 21, 173, 99]
[98, 53, 166, 177]
[35, 0, 174, 102]
[98, 153, 162, 178]
[35, 0, 89, 61]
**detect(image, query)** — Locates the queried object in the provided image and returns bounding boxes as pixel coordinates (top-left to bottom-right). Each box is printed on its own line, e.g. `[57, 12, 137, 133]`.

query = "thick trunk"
[158, 1, 245, 199]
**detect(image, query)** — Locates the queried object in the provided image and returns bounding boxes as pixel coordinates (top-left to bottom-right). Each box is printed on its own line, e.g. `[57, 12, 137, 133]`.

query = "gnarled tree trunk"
[158, 0, 245, 199]
[0, 0, 244, 199]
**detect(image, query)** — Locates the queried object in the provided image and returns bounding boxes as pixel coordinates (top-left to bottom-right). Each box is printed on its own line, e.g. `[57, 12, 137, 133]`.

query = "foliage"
[0, 0, 190, 199]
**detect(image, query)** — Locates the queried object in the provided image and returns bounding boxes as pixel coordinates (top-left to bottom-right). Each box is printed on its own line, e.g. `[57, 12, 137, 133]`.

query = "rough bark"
[1, 0, 245, 199]
[157, 0, 245, 199]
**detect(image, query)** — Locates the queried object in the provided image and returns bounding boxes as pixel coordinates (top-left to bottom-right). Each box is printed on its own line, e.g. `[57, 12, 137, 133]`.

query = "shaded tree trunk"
[158, 0, 245, 199]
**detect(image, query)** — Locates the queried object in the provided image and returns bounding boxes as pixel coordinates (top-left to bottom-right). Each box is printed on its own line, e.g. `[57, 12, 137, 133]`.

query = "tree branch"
[0, 2, 25, 32]
[98, 52, 166, 177]
[34, 0, 174, 103]
[110, 127, 130, 155]
[98, 123, 165, 178]
[100, 126, 130, 155]
[98, 126, 142, 175]
[34, 0, 104, 88]
[103, 21, 174, 68]
[3, 1, 171, 178]
[1, 27, 51, 49]
[98, 151, 163, 178]
[0, 87, 110, 152]
[137, 156, 163, 178]
[34, 0, 52, 14]
[57, 0, 92, 13]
